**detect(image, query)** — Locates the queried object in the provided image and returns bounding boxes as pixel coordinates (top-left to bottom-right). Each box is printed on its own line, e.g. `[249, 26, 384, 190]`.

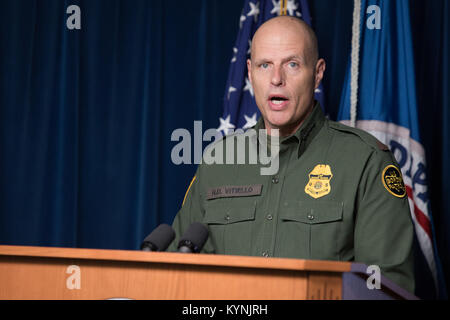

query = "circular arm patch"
[382, 165, 406, 198]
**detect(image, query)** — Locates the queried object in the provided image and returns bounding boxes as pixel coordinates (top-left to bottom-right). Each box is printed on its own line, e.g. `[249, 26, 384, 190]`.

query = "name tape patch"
[207, 184, 263, 200]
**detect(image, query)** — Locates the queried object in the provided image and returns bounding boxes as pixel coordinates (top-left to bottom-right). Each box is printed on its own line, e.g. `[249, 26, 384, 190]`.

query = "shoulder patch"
[382, 165, 406, 198]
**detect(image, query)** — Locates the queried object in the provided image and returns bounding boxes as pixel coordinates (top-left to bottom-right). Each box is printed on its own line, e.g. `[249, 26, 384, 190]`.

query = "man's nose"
[271, 66, 285, 86]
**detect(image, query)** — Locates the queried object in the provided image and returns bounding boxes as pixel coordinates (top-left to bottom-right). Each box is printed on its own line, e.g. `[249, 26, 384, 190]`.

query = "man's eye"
[289, 62, 299, 68]
[260, 63, 269, 69]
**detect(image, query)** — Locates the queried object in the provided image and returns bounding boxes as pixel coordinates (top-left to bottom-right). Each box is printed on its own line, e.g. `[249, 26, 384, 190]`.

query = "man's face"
[247, 22, 325, 136]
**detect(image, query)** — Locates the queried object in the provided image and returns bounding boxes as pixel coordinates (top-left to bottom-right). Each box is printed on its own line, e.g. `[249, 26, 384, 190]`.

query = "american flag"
[219, 0, 325, 135]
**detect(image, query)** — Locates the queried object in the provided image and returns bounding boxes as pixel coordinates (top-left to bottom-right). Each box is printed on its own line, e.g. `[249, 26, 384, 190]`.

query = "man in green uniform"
[169, 16, 415, 293]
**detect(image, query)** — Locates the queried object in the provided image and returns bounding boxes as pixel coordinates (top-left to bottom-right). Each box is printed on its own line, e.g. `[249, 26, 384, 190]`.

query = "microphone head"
[177, 222, 209, 253]
[141, 224, 175, 251]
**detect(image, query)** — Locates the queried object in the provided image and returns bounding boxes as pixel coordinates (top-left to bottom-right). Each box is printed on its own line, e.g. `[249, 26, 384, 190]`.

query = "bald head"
[251, 16, 319, 66]
[246, 15, 326, 137]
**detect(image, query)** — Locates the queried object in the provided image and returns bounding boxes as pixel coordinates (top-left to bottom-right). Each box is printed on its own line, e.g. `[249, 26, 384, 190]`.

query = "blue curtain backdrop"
[0, 0, 449, 297]
[408, 0, 450, 298]
[0, 0, 243, 250]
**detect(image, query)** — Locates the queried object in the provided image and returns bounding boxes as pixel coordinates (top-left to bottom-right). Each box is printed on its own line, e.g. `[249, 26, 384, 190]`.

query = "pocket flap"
[281, 200, 343, 224]
[204, 201, 256, 225]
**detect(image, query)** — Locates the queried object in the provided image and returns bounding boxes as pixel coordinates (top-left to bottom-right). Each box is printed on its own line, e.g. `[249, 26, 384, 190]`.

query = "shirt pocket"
[279, 200, 344, 260]
[203, 199, 257, 256]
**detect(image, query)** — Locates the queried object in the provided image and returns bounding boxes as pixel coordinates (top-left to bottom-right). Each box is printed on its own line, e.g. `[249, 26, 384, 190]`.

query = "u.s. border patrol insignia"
[382, 165, 406, 198]
[305, 164, 333, 199]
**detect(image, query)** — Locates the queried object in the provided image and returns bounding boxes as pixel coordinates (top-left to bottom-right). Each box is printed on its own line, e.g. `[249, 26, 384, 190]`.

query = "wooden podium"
[0, 245, 417, 300]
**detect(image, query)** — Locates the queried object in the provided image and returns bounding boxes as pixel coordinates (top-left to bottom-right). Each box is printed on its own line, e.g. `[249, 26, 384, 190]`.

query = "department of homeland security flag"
[338, 0, 447, 298]
[219, 0, 325, 135]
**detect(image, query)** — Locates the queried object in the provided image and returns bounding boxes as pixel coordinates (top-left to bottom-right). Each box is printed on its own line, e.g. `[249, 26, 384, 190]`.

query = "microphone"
[140, 224, 175, 251]
[177, 222, 209, 253]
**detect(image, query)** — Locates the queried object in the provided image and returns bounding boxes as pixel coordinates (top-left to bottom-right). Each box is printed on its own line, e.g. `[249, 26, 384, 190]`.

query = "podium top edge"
[0, 245, 352, 273]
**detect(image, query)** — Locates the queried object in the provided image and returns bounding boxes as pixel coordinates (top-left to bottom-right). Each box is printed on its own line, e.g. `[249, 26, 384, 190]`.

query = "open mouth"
[268, 95, 289, 109]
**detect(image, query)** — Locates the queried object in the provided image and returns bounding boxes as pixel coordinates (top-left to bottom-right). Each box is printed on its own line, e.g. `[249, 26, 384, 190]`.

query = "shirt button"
[271, 176, 279, 184]
[266, 214, 273, 220]
[307, 214, 314, 220]
[225, 214, 230, 221]
[262, 251, 269, 257]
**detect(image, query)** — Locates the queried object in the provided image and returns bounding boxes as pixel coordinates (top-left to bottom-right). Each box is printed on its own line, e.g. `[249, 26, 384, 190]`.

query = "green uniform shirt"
[169, 102, 415, 293]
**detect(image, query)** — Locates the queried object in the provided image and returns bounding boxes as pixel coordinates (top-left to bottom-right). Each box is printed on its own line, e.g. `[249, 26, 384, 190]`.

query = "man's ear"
[247, 59, 252, 84]
[314, 58, 326, 89]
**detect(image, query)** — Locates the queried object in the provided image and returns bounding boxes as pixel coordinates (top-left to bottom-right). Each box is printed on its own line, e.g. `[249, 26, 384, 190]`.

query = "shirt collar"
[253, 100, 325, 158]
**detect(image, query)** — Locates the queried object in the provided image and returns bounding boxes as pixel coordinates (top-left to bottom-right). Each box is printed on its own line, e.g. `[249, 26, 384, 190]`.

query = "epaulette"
[328, 121, 390, 152]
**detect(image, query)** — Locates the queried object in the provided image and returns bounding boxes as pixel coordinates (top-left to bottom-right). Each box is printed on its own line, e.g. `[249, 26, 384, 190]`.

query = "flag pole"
[350, 0, 361, 128]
